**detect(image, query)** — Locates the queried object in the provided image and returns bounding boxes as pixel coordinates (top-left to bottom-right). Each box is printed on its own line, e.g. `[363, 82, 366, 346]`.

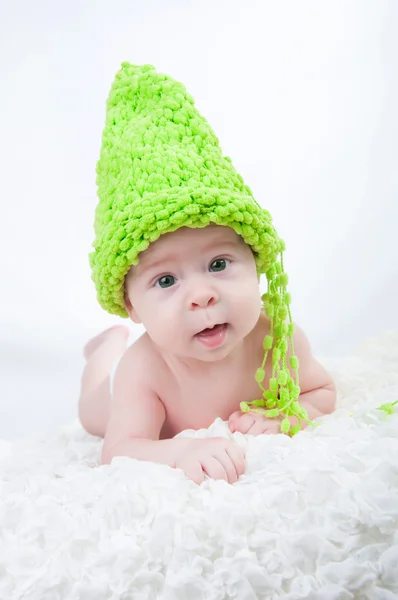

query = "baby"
[79, 63, 336, 485]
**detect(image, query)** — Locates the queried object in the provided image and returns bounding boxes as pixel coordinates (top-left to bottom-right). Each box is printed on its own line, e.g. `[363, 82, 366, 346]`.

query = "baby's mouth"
[195, 323, 228, 348]
[196, 323, 227, 336]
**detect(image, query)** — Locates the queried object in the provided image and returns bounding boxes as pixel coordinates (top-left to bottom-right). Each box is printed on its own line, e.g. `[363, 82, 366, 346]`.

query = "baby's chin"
[190, 347, 233, 363]
[155, 340, 233, 362]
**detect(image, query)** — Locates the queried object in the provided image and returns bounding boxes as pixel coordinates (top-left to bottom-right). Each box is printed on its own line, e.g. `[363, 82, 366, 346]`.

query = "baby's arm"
[229, 324, 336, 435]
[101, 346, 183, 466]
[101, 343, 245, 484]
[289, 324, 336, 422]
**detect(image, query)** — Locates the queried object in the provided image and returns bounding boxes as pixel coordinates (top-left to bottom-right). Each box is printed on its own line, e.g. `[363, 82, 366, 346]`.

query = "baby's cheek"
[147, 317, 173, 343]
[147, 308, 185, 350]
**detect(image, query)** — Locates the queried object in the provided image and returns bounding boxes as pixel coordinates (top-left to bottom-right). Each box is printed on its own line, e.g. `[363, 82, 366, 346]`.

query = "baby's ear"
[124, 294, 142, 324]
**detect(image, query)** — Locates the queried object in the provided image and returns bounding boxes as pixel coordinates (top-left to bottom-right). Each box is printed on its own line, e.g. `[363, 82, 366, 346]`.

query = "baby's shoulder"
[123, 331, 158, 363]
[120, 332, 168, 385]
[248, 312, 312, 368]
[248, 311, 271, 349]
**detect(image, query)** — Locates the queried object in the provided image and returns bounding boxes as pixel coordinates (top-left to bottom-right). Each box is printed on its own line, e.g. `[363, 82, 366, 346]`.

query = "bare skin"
[79, 226, 336, 484]
[79, 314, 335, 484]
[78, 325, 130, 437]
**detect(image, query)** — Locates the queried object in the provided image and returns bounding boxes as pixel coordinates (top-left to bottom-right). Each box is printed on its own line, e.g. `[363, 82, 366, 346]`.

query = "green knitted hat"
[90, 62, 309, 433]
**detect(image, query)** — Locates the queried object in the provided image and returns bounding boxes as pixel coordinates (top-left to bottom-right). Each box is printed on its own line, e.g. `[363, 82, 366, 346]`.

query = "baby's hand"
[228, 410, 281, 436]
[175, 438, 245, 485]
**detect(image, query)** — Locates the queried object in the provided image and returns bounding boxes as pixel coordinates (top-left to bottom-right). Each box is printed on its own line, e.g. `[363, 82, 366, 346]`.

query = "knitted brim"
[90, 185, 283, 318]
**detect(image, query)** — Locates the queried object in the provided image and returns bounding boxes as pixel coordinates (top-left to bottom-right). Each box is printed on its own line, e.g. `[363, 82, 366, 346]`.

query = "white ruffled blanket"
[1, 333, 398, 600]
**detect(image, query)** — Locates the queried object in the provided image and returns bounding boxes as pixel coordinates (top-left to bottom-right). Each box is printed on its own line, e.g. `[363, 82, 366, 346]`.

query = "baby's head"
[123, 224, 262, 360]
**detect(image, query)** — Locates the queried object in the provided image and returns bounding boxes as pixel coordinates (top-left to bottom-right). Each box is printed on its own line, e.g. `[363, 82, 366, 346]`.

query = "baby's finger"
[225, 443, 246, 478]
[228, 410, 242, 431]
[262, 420, 282, 435]
[201, 456, 229, 482]
[214, 451, 239, 484]
[228, 410, 242, 421]
[232, 414, 256, 434]
[247, 419, 271, 436]
[184, 460, 205, 485]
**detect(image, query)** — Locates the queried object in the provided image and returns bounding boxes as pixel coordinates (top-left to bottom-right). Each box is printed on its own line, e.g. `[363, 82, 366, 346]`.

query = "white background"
[1, 0, 397, 440]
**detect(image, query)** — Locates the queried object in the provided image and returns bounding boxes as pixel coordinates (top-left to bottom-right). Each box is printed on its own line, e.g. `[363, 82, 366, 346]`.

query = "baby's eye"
[156, 275, 176, 288]
[209, 258, 230, 272]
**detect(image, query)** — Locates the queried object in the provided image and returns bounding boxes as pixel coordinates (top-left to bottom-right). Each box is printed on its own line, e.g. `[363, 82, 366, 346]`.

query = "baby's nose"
[189, 286, 219, 310]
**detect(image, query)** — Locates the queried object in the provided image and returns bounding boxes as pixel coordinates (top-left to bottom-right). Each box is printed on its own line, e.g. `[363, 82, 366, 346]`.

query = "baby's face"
[125, 225, 262, 362]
